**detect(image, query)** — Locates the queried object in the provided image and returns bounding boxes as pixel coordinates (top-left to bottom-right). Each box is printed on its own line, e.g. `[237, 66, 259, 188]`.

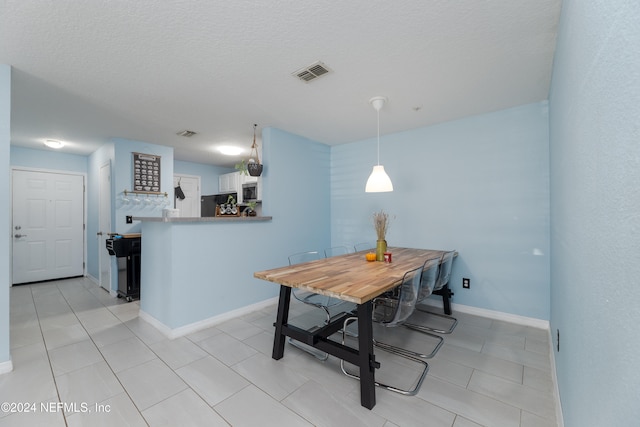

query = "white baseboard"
[0, 359, 13, 375]
[421, 298, 550, 330]
[86, 274, 99, 286]
[139, 297, 280, 340]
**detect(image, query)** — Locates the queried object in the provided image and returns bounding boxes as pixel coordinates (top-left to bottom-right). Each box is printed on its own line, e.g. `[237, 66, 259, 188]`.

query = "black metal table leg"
[357, 301, 376, 409]
[272, 285, 291, 360]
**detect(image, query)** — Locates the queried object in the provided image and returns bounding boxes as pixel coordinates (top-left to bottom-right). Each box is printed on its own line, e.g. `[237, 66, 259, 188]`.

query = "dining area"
[254, 245, 458, 410]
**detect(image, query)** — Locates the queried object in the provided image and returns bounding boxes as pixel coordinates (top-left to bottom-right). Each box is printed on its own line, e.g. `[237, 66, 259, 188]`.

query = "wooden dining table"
[253, 247, 450, 409]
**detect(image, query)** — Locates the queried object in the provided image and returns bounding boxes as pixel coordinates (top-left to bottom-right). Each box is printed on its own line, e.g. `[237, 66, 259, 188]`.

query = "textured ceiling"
[0, 0, 561, 166]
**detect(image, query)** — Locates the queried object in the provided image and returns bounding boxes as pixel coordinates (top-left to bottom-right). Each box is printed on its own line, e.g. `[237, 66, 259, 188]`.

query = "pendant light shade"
[365, 96, 393, 192]
[366, 165, 393, 192]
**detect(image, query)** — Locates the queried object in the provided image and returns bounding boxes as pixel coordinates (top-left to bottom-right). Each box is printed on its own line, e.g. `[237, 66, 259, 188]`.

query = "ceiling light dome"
[44, 139, 64, 149]
[218, 146, 243, 156]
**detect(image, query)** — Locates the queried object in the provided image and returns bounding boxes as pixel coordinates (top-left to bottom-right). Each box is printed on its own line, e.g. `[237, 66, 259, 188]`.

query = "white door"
[174, 174, 201, 217]
[98, 162, 112, 291]
[12, 169, 84, 284]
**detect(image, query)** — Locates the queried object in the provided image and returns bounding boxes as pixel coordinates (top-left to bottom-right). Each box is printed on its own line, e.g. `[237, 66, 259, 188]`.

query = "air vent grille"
[292, 61, 332, 83]
[177, 130, 197, 137]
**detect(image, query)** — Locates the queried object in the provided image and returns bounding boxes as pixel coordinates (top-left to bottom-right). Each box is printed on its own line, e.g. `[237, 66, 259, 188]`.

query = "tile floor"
[1, 277, 560, 426]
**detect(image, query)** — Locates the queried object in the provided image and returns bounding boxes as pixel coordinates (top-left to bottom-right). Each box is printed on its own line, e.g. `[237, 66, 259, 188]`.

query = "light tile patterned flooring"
[1, 277, 560, 426]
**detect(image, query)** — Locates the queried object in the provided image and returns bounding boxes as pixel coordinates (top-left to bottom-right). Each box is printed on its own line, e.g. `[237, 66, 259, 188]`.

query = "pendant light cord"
[376, 108, 380, 166]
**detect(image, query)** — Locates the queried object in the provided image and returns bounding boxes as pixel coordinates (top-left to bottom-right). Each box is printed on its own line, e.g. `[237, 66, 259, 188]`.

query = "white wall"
[549, 1, 640, 425]
[331, 102, 551, 320]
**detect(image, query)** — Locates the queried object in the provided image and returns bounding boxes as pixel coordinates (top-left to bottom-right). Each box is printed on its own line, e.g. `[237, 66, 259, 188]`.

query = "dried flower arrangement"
[372, 209, 391, 241]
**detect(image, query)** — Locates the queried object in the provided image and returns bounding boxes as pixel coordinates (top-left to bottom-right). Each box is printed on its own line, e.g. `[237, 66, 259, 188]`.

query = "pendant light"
[365, 96, 393, 192]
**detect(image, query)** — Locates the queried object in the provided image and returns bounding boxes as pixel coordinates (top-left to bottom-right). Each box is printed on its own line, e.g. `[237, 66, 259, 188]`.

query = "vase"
[376, 239, 387, 261]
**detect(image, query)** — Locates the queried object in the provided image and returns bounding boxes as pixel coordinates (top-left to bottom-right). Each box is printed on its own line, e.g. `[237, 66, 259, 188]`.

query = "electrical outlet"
[462, 278, 470, 289]
[557, 329, 560, 352]
[126, 215, 133, 224]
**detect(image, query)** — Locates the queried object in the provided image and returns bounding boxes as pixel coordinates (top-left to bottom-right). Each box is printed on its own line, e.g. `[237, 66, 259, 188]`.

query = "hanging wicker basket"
[247, 162, 263, 176]
[247, 124, 263, 177]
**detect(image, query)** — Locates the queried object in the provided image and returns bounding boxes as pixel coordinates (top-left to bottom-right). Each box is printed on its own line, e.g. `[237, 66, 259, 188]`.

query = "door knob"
[14, 226, 21, 230]
[14, 234, 27, 238]
[97, 231, 103, 236]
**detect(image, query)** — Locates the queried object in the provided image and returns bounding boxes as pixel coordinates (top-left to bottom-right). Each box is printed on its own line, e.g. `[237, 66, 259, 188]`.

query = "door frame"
[10, 166, 87, 286]
[98, 161, 112, 292]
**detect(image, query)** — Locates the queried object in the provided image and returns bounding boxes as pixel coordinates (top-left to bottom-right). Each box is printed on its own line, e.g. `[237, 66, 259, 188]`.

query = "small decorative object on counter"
[216, 194, 240, 216]
[365, 252, 377, 262]
[384, 252, 392, 263]
[372, 209, 393, 261]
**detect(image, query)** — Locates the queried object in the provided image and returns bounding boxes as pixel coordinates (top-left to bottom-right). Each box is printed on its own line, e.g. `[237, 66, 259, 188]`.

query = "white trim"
[421, 298, 550, 330]
[0, 359, 13, 375]
[139, 297, 279, 339]
[86, 274, 100, 286]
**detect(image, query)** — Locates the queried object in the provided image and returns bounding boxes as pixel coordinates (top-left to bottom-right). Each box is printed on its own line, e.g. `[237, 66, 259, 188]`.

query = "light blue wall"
[261, 127, 332, 254]
[10, 146, 88, 173]
[549, 1, 640, 425]
[141, 127, 332, 328]
[331, 102, 550, 320]
[173, 159, 233, 195]
[0, 65, 11, 364]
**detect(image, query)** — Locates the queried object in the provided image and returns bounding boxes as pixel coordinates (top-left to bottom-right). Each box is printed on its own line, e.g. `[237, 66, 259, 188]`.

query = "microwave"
[242, 182, 258, 201]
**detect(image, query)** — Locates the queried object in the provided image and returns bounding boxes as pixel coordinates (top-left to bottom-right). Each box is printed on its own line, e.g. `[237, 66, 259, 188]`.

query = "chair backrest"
[417, 257, 442, 303]
[324, 246, 349, 258]
[375, 265, 423, 327]
[354, 242, 375, 252]
[433, 250, 455, 291]
[288, 251, 324, 266]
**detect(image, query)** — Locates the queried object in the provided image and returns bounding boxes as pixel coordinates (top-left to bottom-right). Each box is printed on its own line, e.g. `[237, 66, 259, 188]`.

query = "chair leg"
[340, 317, 429, 396]
[412, 307, 458, 334]
[374, 326, 444, 359]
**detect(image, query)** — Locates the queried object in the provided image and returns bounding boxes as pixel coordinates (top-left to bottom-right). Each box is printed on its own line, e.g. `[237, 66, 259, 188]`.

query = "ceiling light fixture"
[44, 139, 64, 149]
[365, 96, 393, 193]
[218, 146, 243, 156]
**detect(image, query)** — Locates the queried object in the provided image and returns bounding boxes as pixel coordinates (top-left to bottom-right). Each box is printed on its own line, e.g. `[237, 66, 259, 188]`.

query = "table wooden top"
[254, 247, 450, 304]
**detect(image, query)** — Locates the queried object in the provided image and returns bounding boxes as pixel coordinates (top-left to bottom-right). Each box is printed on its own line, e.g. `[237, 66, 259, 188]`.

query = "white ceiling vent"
[176, 130, 197, 137]
[292, 61, 332, 83]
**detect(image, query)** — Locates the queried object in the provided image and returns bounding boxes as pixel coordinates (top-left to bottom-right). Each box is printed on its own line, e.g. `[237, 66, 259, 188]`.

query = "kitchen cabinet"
[219, 172, 239, 193]
[219, 172, 258, 194]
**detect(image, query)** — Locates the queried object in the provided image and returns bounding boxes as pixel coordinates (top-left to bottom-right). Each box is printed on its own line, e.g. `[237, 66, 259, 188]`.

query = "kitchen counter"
[133, 215, 272, 223]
